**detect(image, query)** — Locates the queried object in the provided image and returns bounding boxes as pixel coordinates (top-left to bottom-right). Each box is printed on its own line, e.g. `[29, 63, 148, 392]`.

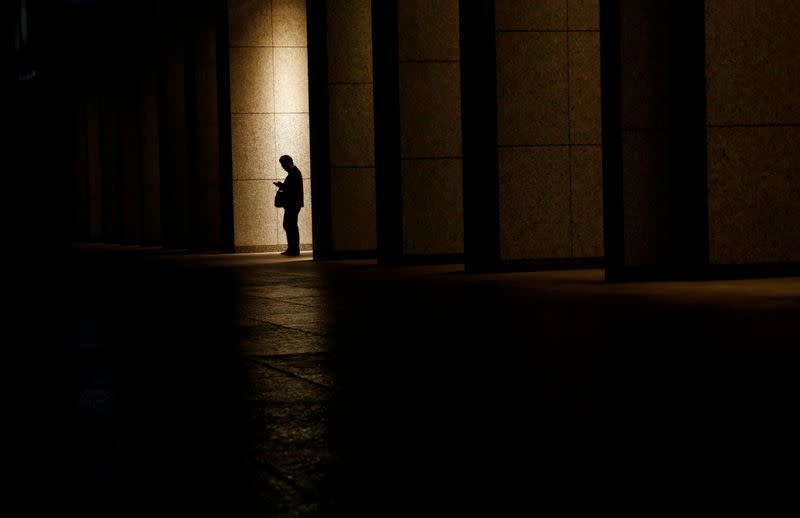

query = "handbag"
[274, 189, 286, 208]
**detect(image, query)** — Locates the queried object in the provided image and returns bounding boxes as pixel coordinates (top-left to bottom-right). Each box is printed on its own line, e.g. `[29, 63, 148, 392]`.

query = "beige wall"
[327, 0, 377, 253]
[397, 0, 464, 256]
[229, 0, 312, 252]
[706, 0, 800, 264]
[495, 0, 602, 261]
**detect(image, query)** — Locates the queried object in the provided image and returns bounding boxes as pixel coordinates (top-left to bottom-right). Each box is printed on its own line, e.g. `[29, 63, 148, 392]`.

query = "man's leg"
[283, 208, 300, 254]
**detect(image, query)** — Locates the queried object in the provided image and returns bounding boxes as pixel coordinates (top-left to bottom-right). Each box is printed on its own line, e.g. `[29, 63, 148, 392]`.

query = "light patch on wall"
[273, 0, 308, 46]
[274, 47, 309, 113]
[230, 0, 312, 252]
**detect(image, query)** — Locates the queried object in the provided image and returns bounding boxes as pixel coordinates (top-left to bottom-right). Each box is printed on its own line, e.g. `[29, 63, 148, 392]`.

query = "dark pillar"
[459, 0, 500, 273]
[100, 70, 121, 242]
[140, 0, 163, 245]
[215, 0, 234, 253]
[600, 0, 708, 281]
[665, 1, 708, 278]
[371, 0, 403, 264]
[184, 1, 201, 249]
[118, 3, 144, 246]
[307, 0, 333, 259]
[157, 0, 189, 248]
[599, 0, 624, 280]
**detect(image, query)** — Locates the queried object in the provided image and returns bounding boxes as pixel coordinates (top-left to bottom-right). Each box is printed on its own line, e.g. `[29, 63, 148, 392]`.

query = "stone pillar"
[460, 0, 499, 272]
[139, 1, 162, 244]
[99, 66, 121, 242]
[461, 0, 603, 272]
[372, 0, 464, 263]
[602, 1, 712, 280]
[325, 0, 377, 256]
[604, 0, 800, 280]
[306, 0, 332, 257]
[307, 0, 377, 259]
[371, 0, 403, 263]
[62, 0, 232, 251]
[118, 66, 143, 243]
[186, 0, 225, 250]
[397, 0, 463, 259]
[157, 0, 190, 247]
[71, 61, 90, 241]
[86, 82, 103, 240]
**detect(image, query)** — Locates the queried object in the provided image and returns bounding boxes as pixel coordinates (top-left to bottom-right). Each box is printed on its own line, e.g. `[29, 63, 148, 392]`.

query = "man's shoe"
[284, 250, 300, 256]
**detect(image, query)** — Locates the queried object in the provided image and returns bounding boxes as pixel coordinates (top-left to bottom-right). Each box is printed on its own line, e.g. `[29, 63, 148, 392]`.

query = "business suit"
[275, 160, 304, 255]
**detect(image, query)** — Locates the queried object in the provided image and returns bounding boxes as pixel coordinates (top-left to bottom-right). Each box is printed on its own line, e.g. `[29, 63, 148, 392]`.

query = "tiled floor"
[19, 244, 800, 516]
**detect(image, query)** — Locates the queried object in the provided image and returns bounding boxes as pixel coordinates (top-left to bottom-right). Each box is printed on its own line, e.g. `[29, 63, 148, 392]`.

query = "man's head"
[279, 155, 294, 171]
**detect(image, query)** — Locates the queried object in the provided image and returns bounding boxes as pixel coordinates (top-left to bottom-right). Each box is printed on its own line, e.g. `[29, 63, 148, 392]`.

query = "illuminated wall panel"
[229, 0, 311, 252]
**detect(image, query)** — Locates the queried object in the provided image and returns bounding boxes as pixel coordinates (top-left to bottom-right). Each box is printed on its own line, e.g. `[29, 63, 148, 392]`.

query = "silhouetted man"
[273, 155, 304, 256]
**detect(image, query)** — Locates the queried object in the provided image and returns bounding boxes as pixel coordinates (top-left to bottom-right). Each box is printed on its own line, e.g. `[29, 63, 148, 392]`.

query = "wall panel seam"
[496, 29, 599, 33]
[398, 59, 460, 63]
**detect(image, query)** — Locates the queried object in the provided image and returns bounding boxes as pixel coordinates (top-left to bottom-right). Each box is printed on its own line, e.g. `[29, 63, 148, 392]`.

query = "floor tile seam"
[250, 457, 321, 501]
[241, 297, 324, 310]
[257, 324, 330, 337]
[246, 351, 330, 361]
[240, 319, 330, 336]
[243, 296, 327, 306]
[247, 357, 335, 391]
[248, 316, 332, 327]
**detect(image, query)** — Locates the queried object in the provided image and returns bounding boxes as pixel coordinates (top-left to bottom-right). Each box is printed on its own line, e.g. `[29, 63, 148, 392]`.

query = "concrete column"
[61, 0, 232, 252]
[118, 67, 143, 244]
[139, 2, 162, 244]
[461, 0, 603, 272]
[157, 0, 190, 247]
[99, 68, 121, 242]
[326, 0, 377, 256]
[72, 73, 90, 241]
[371, 0, 403, 263]
[373, 0, 464, 263]
[61, 2, 105, 243]
[602, 1, 709, 280]
[186, 0, 225, 250]
[460, 0, 499, 272]
[86, 82, 103, 240]
[397, 0, 464, 259]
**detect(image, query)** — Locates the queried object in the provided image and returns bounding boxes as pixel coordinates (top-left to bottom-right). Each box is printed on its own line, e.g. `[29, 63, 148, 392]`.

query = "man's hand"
[273, 181, 283, 188]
